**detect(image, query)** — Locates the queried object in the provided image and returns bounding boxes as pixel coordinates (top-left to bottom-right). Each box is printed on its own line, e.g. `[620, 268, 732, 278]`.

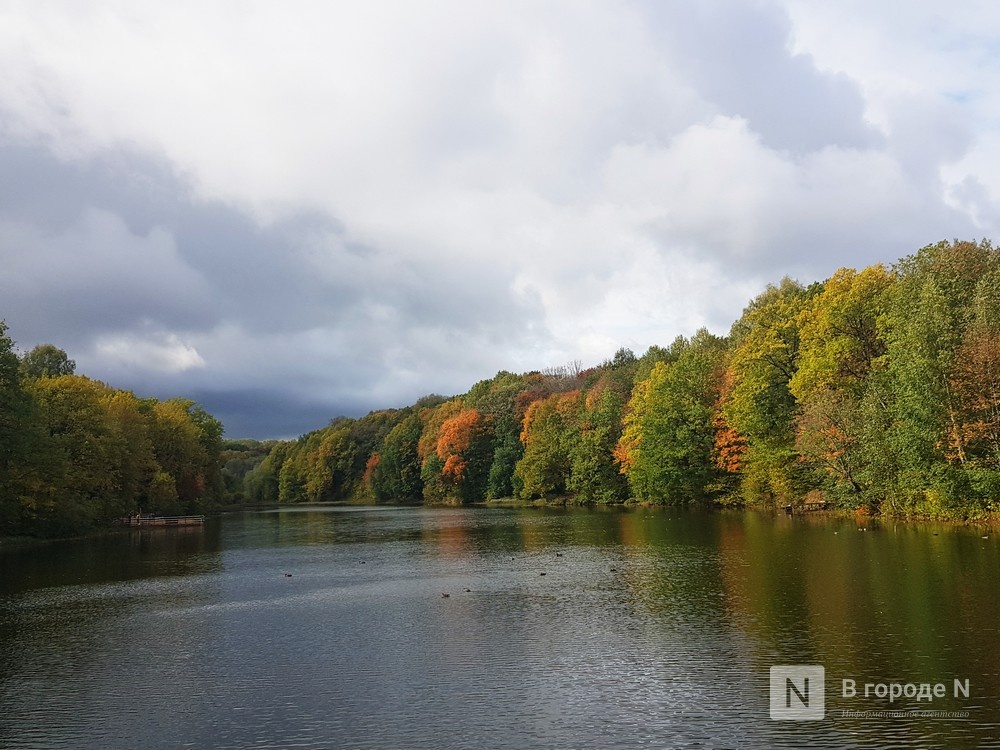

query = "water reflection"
[0, 506, 998, 749]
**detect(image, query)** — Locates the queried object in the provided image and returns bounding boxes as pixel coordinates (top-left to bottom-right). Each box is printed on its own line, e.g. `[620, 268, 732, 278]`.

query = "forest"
[0, 338, 224, 537]
[231, 239, 1000, 521]
[3, 239, 1000, 537]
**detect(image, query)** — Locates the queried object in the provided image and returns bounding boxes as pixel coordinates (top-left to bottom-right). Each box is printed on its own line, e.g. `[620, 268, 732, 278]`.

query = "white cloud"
[0, 0, 996, 435]
[95, 330, 206, 374]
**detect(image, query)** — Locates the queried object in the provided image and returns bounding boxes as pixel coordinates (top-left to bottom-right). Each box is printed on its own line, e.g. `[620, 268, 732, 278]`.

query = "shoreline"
[5, 498, 998, 548]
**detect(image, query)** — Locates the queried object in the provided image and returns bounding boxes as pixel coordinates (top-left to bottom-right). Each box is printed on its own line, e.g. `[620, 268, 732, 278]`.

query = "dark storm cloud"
[187, 388, 375, 442]
[0, 140, 542, 437]
[0, 143, 375, 337]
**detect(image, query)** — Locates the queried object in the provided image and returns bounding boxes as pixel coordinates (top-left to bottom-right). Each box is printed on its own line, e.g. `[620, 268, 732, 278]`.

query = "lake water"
[1, 506, 999, 749]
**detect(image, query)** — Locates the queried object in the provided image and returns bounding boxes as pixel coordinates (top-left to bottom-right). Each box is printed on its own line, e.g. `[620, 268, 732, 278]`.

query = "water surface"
[1, 506, 998, 749]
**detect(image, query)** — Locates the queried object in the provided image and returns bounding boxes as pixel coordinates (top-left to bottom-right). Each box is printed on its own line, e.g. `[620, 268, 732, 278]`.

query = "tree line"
[5, 239, 999, 536]
[0, 334, 224, 537]
[233, 240, 1000, 521]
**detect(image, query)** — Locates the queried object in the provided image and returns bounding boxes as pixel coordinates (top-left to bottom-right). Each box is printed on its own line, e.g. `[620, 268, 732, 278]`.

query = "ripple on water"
[1, 507, 999, 749]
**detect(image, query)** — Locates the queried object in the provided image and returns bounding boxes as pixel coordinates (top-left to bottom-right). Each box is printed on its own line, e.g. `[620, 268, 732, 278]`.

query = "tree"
[723, 278, 814, 503]
[0, 322, 227, 535]
[466, 371, 530, 499]
[418, 399, 466, 502]
[435, 407, 492, 503]
[515, 390, 580, 499]
[27, 375, 117, 530]
[369, 413, 424, 502]
[940, 265, 1000, 505]
[19, 344, 75, 380]
[790, 266, 891, 400]
[711, 362, 748, 486]
[220, 439, 275, 502]
[146, 399, 221, 512]
[569, 378, 629, 503]
[875, 240, 995, 514]
[0, 321, 35, 533]
[100, 389, 157, 518]
[615, 330, 727, 503]
[245, 441, 291, 504]
[788, 265, 893, 502]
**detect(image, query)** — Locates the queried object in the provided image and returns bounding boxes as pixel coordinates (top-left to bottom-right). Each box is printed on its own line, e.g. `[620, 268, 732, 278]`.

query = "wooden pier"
[119, 514, 205, 527]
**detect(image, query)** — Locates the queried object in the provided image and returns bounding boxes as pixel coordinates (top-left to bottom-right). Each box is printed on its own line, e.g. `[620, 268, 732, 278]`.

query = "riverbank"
[480, 495, 1000, 527]
[5, 495, 999, 549]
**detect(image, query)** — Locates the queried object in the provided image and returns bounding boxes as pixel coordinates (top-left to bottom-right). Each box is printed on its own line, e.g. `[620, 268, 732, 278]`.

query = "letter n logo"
[770, 665, 825, 720]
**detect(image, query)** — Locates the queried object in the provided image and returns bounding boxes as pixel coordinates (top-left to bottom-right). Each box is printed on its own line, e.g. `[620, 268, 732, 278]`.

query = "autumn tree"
[27, 376, 113, 527]
[722, 278, 814, 504]
[711, 362, 748, 490]
[568, 375, 630, 503]
[616, 330, 727, 503]
[434, 407, 492, 503]
[147, 399, 222, 513]
[789, 265, 893, 503]
[514, 390, 580, 499]
[942, 263, 1000, 504]
[0, 321, 226, 535]
[418, 399, 466, 502]
[99, 389, 158, 518]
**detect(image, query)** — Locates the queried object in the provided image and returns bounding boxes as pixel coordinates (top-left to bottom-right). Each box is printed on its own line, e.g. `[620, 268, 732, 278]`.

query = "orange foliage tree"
[419, 404, 493, 502]
[947, 330, 1000, 465]
[712, 364, 747, 474]
[437, 408, 486, 481]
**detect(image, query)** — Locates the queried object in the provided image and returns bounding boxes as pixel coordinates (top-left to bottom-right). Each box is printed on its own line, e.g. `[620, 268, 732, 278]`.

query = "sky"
[1, 0, 999, 439]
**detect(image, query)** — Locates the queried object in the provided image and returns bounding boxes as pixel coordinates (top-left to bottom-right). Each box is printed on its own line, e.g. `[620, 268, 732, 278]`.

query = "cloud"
[0, 1, 995, 437]
[0, 141, 547, 435]
[643, 0, 883, 154]
[0, 206, 216, 343]
[96, 330, 206, 374]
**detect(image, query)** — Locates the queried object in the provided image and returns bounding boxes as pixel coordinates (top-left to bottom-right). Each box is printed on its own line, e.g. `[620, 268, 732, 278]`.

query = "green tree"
[876, 240, 995, 515]
[0, 322, 36, 533]
[19, 344, 76, 380]
[789, 265, 893, 502]
[369, 413, 424, 502]
[615, 330, 727, 503]
[723, 278, 814, 503]
[245, 440, 291, 504]
[466, 371, 529, 499]
[568, 379, 629, 503]
[515, 390, 580, 499]
[220, 439, 275, 502]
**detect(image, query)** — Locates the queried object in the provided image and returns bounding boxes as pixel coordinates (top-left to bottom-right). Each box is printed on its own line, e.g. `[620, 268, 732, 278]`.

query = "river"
[1, 505, 998, 749]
